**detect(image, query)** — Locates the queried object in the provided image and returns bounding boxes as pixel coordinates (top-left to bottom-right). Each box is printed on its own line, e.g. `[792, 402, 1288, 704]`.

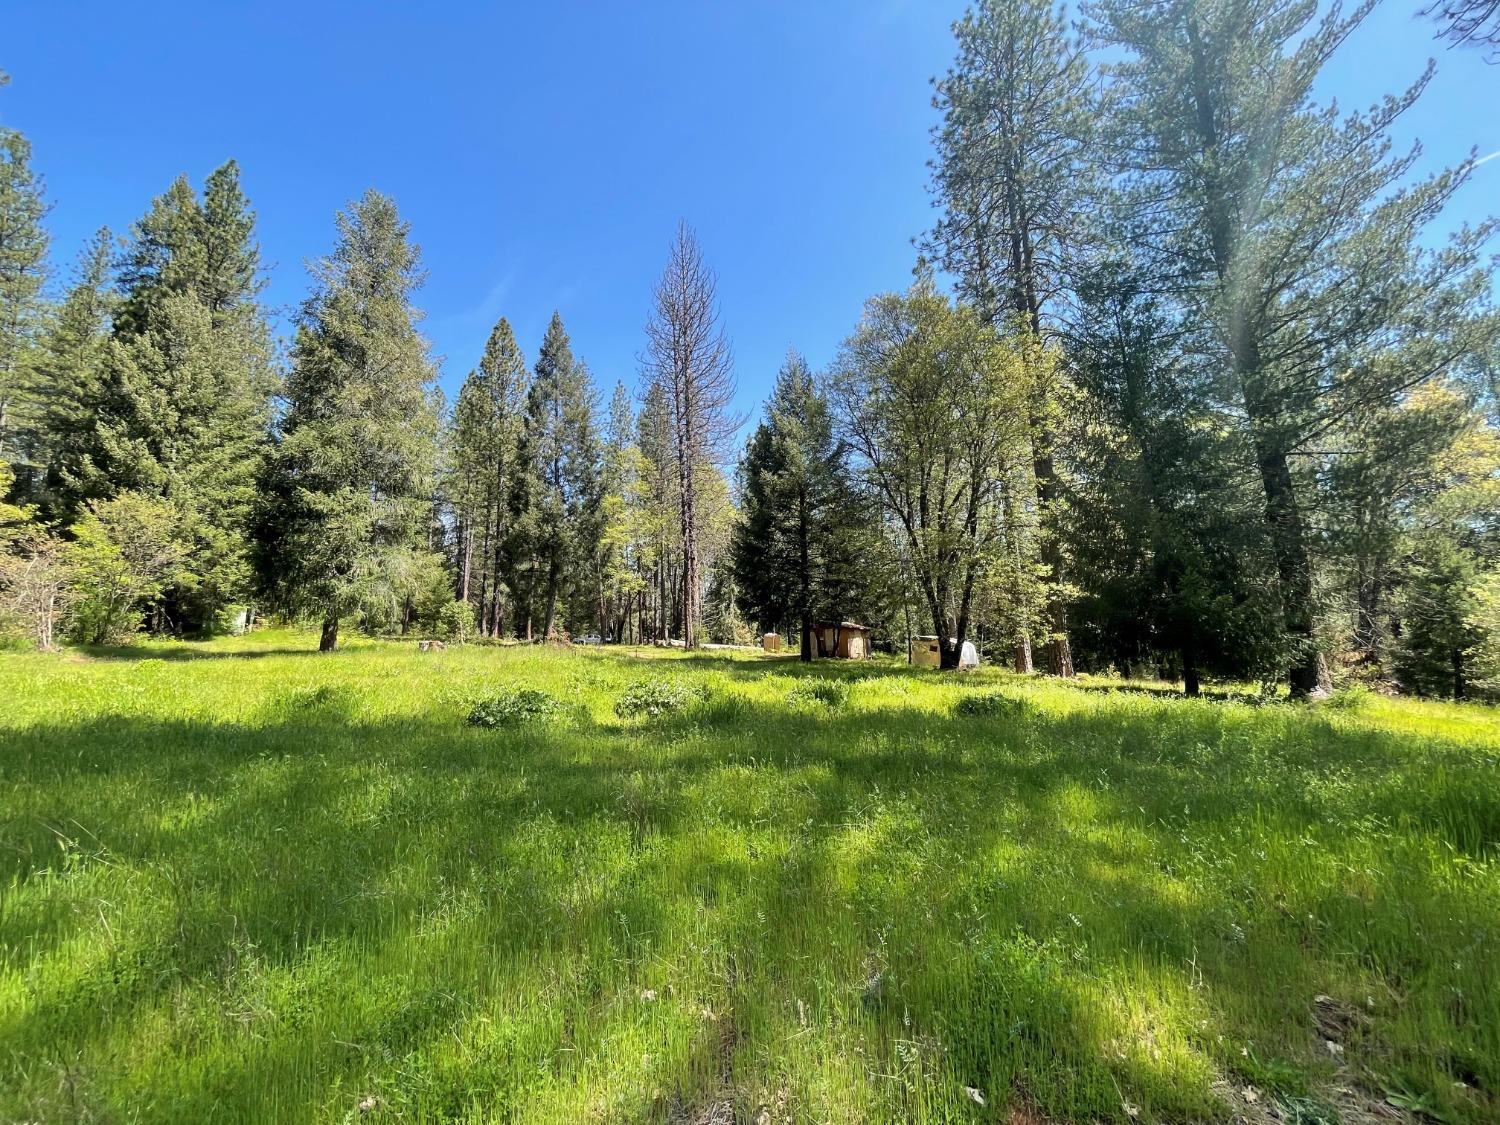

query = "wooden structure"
[762, 632, 782, 654]
[910, 635, 980, 669]
[810, 621, 871, 660]
[911, 635, 942, 668]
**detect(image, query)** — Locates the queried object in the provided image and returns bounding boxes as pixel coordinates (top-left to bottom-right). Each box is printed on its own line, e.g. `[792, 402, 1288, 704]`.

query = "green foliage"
[265, 190, 439, 649]
[0, 117, 51, 488]
[467, 687, 566, 728]
[66, 491, 186, 644]
[832, 273, 1032, 669]
[613, 677, 708, 719]
[787, 679, 849, 708]
[952, 690, 1030, 719]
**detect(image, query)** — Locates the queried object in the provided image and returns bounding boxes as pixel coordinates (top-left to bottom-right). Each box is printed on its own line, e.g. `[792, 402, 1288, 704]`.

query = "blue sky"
[4, 1, 1496, 433]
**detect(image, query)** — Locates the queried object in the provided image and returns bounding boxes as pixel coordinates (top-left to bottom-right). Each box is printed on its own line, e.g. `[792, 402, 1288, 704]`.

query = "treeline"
[2, 0, 1499, 700]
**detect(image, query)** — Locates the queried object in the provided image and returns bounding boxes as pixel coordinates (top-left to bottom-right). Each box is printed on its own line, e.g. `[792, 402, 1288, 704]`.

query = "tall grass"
[0, 630, 1496, 1122]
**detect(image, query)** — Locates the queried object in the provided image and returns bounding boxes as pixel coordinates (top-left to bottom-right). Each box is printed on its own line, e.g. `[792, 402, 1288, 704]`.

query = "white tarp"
[958, 640, 979, 669]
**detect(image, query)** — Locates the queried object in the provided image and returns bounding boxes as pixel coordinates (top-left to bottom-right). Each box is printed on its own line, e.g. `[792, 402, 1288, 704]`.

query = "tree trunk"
[1250, 424, 1321, 697]
[1014, 634, 1033, 674]
[320, 615, 339, 653]
[1182, 648, 1200, 698]
[1452, 647, 1465, 701]
[541, 560, 559, 643]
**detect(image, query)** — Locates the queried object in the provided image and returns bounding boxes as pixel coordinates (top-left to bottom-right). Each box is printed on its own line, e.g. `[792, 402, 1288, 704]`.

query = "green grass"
[1, 630, 1497, 1123]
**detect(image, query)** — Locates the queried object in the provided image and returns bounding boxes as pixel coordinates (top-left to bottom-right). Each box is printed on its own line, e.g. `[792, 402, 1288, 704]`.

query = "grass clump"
[787, 680, 849, 708]
[466, 687, 566, 727]
[613, 678, 708, 719]
[953, 690, 1031, 719]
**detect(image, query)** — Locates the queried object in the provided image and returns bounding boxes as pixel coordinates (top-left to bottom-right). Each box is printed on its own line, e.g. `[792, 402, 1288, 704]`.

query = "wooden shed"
[810, 621, 871, 660]
[762, 632, 783, 654]
[910, 635, 942, 668]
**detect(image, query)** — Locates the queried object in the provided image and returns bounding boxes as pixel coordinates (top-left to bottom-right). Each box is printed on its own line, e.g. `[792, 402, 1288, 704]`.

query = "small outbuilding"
[910, 635, 980, 669]
[762, 632, 783, 654]
[810, 621, 871, 660]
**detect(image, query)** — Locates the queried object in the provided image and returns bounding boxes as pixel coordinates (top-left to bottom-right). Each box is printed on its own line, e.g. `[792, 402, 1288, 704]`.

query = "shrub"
[787, 680, 849, 708]
[467, 688, 566, 728]
[953, 692, 1031, 719]
[614, 679, 708, 719]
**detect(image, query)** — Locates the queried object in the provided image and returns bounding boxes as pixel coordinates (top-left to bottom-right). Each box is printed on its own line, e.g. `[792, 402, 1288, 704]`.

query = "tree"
[268, 190, 440, 651]
[38, 230, 114, 520]
[1064, 263, 1284, 692]
[927, 0, 1096, 675]
[0, 462, 72, 649]
[449, 316, 528, 636]
[1088, 0, 1499, 695]
[595, 381, 648, 642]
[731, 351, 866, 660]
[0, 108, 50, 485]
[55, 163, 274, 633]
[67, 491, 187, 645]
[512, 312, 601, 641]
[832, 274, 1031, 670]
[642, 223, 738, 649]
[1424, 0, 1500, 54]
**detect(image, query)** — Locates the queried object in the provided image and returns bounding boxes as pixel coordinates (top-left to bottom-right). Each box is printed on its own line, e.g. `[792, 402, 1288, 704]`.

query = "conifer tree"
[450, 317, 528, 635]
[0, 108, 50, 484]
[731, 351, 864, 660]
[643, 223, 738, 649]
[1088, 0, 1499, 694]
[61, 162, 273, 632]
[38, 230, 113, 519]
[513, 313, 600, 641]
[269, 190, 440, 651]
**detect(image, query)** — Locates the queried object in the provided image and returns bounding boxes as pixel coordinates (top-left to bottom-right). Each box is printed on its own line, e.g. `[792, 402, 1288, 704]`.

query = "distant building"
[762, 633, 782, 653]
[810, 621, 871, 659]
[910, 635, 979, 669]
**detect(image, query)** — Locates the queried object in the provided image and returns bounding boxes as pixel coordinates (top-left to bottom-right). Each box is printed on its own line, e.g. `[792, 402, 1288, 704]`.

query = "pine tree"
[730, 351, 862, 660]
[1088, 0, 1499, 695]
[450, 316, 528, 636]
[513, 312, 600, 641]
[56, 163, 273, 632]
[38, 229, 113, 520]
[270, 190, 440, 651]
[927, 0, 1095, 676]
[0, 111, 50, 485]
[636, 376, 677, 641]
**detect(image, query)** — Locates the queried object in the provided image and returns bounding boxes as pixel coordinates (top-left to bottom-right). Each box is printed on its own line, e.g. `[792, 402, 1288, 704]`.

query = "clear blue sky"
[4, 1, 1496, 433]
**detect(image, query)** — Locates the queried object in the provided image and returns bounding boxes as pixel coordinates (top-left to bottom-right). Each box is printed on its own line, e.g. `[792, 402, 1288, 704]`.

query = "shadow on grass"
[1, 687, 1496, 1122]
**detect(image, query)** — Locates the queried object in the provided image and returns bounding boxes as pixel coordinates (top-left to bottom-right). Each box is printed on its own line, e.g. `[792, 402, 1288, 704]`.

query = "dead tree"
[642, 223, 737, 649]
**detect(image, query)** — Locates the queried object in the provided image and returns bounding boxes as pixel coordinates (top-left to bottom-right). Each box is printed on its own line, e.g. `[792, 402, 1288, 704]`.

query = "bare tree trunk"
[1014, 635, 1033, 673]
[320, 615, 339, 652]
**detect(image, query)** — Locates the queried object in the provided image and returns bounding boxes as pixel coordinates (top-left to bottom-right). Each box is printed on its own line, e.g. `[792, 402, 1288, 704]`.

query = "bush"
[953, 692, 1031, 719]
[614, 679, 708, 719]
[787, 680, 849, 708]
[436, 600, 473, 642]
[467, 688, 566, 728]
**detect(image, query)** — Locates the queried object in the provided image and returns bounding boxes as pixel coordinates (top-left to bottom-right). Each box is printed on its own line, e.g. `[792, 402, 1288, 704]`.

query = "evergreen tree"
[730, 351, 865, 660]
[57, 163, 273, 632]
[513, 312, 601, 641]
[1065, 264, 1284, 692]
[38, 229, 113, 520]
[450, 316, 528, 636]
[0, 109, 50, 486]
[1088, 0, 1499, 695]
[268, 190, 440, 651]
[636, 376, 677, 641]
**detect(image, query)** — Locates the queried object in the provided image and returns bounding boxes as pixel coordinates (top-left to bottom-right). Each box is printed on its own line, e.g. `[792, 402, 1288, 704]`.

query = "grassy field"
[1, 631, 1497, 1124]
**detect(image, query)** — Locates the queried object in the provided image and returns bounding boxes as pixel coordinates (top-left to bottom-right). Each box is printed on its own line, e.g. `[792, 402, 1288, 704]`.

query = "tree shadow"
[1, 684, 1495, 1121]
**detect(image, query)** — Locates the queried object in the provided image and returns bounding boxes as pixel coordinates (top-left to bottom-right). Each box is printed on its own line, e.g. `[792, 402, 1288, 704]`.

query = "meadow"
[1, 631, 1497, 1124]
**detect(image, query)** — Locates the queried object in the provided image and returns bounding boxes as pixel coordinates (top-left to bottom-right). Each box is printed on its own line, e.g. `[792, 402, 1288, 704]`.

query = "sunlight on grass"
[1, 629, 1497, 1122]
